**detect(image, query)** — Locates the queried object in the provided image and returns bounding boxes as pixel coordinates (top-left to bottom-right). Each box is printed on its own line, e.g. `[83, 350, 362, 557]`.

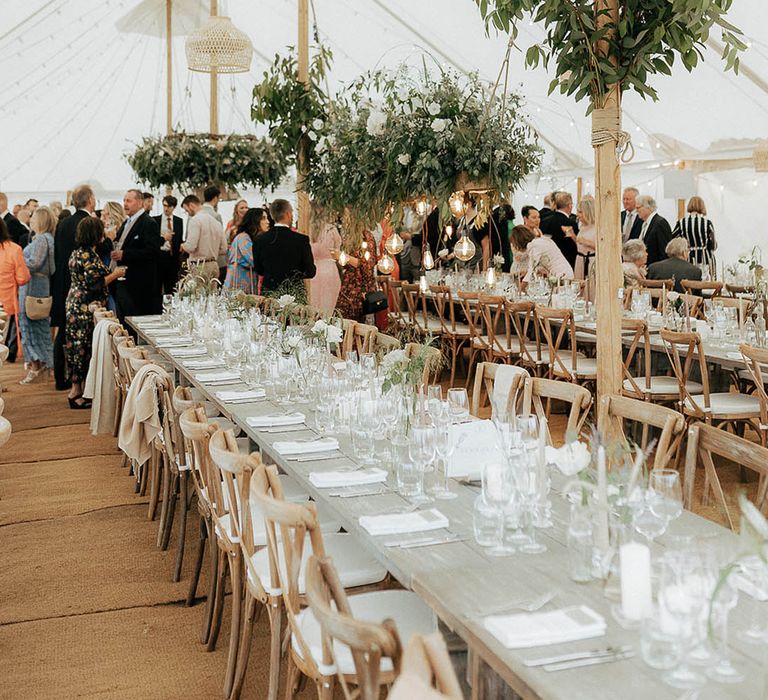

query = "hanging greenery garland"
[126, 132, 286, 193]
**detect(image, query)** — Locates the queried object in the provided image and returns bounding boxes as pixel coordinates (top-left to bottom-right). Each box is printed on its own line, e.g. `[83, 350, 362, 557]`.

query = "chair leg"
[201, 533, 219, 644]
[160, 472, 179, 551]
[229, 593, 258, 700]
[156, 457, 173, 544]
[268, 601, 283, 700]
[284, 653, 300, 700]
[147, 451, 161, 520]
[224, 551, 244, 697]
[316, 677, 335, 700]
[173, 474, 189, 582]
[207, 548, 227, 652]
[188, 515, 207, 606]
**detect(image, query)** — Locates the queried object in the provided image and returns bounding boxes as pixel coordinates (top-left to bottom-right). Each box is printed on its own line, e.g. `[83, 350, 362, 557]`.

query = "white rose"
[326, 325, 343, 344]
[312, 118, 324, 130]
[427, 101, 441, 116]
[381, 348, 407, 370]
[396, 85, 410, 101]
[277, 294, 295, 308]
[308, 130, 317, 141]
[667, 291, 680, 303]
[311, 319, 327, 334]
[366, 109, 387, 136]
[494, 149, 506, 160]
[397, 153, 411, 166]
[546, 441, 591, 476]
[430, 118, 448, 133]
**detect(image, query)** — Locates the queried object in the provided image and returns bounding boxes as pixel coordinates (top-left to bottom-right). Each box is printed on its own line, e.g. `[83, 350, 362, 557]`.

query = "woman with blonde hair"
[225, 199, 249, 242]
[18, 206, 57, 383]
[673, 195, 716, 271]
[574, 195, 596, 281]
[334, 211, 378, 322]
[100, 201, 125, 240]
[309, 202, 342, 313]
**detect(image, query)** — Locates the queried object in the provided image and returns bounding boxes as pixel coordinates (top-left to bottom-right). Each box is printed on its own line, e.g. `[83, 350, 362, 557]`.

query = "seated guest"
[636, 194, 672, 266]
[509, 224, 574, 286]
[540, 191, 578, 269]
[647, 237, 702, 293]
[622, 239, 648, 287]
[252, 199, 315, 296]
[521, 205, 542, 237]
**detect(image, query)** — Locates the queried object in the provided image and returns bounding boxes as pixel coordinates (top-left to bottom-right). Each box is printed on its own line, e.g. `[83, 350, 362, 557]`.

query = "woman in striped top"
[672, 196, 716, 271]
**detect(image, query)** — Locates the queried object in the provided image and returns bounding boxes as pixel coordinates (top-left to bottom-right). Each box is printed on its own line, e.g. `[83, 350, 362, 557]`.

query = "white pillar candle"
[620, 541, 652, 621]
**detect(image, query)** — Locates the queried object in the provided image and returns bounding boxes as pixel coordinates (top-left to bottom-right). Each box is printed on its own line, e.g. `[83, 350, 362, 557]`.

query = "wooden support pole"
[576, 176, 583, 205]
[677, 198, 686, 220]
[209, 0, 218, 135]
[296, 0, 311, 234]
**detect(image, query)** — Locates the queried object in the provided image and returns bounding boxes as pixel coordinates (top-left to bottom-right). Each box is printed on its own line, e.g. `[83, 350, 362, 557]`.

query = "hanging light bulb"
[385, 232, 404, 254]
[419, 274, 429, 293]
[363, 250, 371, 262]
[377, 253, 395, 274]
[445, 224, 453, 238]
[449, 192, 464, 216]
[416, 198, 428, 216]
[338, 250, 349, 266]
[486, 266, 496, 286]
[422, 249, 435, 270]
[454, 233, 476, 262]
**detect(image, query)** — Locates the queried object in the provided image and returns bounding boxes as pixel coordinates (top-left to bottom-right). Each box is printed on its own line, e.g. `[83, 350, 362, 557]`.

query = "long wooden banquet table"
[129, 316, 765, 700]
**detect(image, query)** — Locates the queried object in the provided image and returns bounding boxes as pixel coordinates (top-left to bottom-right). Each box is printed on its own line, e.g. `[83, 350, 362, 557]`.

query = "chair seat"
[623, 376, 703, 395]
[248, 532, 387, 595]
[554, 356, 597, 377]
[417, 317, 444, 334]
[441, 322, 471, 337]
[684, 392, 761, 417]
[293, 590, 437, 675]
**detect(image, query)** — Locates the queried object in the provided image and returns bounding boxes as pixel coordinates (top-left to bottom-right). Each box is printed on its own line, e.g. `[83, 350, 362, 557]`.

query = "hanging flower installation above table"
[308, 64, 543, 225]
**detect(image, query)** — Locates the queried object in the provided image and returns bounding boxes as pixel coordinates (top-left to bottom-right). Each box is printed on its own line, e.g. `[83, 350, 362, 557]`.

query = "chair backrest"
[598, 394, 685, 469]
[681, 279, 722, 298]
[339, 319, 357, 358]
[521, 377, 592, 443]
[725, 283, 755, 297]
[386, 280, 408, 327]
[506, 300, 543, 368]
[637, 278, 673, 290]
[659, 328, 710, 416]
[404, 342, 443, 385]
[430, 285, 462, 335]
[684, 423, 768, 529]
[535, 306, 577, 380]
[478, 294, 512, 359]
[352, 322, 378, 356]
[620, 318, 653, 395]
[387, 634, 464, 700]
[457, 291, 486, 353]
[178, 406, 219, 514]
[401, 283, 423, 330]
[470, 362, 527, 417]
[740, 343, 768, 430]
[715, 296, 755, 326]
[305, 554, 403, 699]
[373, 332, 401, 357]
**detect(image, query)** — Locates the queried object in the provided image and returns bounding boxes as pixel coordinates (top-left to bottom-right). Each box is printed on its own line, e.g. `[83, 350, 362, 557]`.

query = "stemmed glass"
[706, 574, 743, 684]
[632, 489, 669, 545]
[482, 455, 515, 556]
[736, 557, 768, 644]
[408, 424, 436, 504]
[649, 470, 683, 523]
[447, 388, 470, 423]
[429, 401, 458, 500]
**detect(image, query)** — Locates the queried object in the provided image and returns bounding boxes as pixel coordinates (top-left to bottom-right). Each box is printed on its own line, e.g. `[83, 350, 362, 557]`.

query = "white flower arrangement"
[430, 117, 448, 133]
[545, 441, 591, 476]
[366, 109, 387, 136]
[312, 118, 325, 130]
[492, 253, 505, 269]
[277, 294, 296, 308]
[311, 319, 343, 345]
[397, 153, 411, 165]
[427, 101, 441, 116]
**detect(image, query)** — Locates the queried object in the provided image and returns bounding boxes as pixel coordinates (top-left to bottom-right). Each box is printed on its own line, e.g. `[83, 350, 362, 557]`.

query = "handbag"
[362, 290, 388, 315]
[24, 235, 53, 320]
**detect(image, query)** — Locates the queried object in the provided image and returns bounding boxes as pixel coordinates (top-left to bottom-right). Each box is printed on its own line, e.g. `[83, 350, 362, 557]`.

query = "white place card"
[447, 420, 504, 480]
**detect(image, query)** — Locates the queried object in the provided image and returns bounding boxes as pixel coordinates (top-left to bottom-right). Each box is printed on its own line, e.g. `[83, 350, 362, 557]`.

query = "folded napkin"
[273, 437, 339, 456]
[195, 370, 241, 383]
[309, 467, 387, 489]
[156, 336, 194, 347]
[545, 441, 591, 476]
[215, 389, 265, 403]
[484, 606, 606, 649]
[359, 508, 449, 537]
[184, 358, 225, 370]
[727, 351, 745, 361]
[169, 347, 207, 358]
[140, 322, 171, 330]
[246, 412, 305, 428]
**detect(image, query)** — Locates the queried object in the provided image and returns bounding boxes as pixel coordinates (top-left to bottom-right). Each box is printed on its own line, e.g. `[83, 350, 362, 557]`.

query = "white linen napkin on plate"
[309, 467, 387, 489]
[157, 336, 194, 347]
[359, 508, 449, 537]
[484, 606, 606, 649]
[273, 437, 339, 455]
[215, 389, 265, 403]
[196, 370, 241, 383]
[246, 412, 305, 428]
[184, 358, 225, 369]
[169, 347, 207, 358]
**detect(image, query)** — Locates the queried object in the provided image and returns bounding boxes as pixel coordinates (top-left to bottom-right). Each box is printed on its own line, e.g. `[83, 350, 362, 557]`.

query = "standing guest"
[0, 192, 28, 245]
[673, 195, 717, 272]
[24, 199, 39, 216]
[223, 207, 266, 293]
[181, 194, 227, 280]
[16, 206, 32, 248]
[636, 194, 673, 266]
[252, 199, 315, 297]
[201, 186, 226, 281]
[574, 196, 596, 281]
[521, 205, 542, 237]
[309, 204, 342, 314]
[100, 201, 125, 242]
[621, 186, 642, 242]
[540, 191, 578, 269]
[142, 192, 154, 214]
[152, 195, 184, 295]
[66, 217, 126, 408]
[110, 189, 162, 319]
[58, 209, 71, 223]
[18, 206, 56, 383]
[538, 192, 555, 223]
[480, 204, 514, 272]
[647, 237, 702, 293]
[51, 184, 95, 390]
[225, 199, 249, 242]
[334, 215, 377, 322]
[622, 239, 648, 287]
[0, 218, 31, 363]
[49, 201, 63, 220]
[509, 224, 574, 285]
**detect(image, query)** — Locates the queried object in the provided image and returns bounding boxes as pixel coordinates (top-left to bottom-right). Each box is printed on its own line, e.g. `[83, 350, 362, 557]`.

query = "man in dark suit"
[537, 192, 555, 224]
[636, 194, 673, 267]
[252, 199, 315, 294]
[152, 194, 184, 295]
[621, 186, 643, 242]
[0, 192, 28, 246]
[540, 191, 578, 269]
[647, 237, 702, 293]
[51, 184, 95, 390]
[110, 189, 162, 321]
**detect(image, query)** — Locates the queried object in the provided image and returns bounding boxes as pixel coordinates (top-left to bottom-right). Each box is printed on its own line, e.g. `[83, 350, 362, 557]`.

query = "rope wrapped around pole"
[590, 106, 635, 163]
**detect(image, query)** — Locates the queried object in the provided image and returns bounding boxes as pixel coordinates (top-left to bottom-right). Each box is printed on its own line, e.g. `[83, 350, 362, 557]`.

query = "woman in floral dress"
[335, 217, 378, 322]
[223, 207, 268, 293]
[65, 217, 126, 408]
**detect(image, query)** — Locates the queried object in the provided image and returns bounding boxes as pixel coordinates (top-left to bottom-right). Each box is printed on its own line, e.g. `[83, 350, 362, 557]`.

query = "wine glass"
[429, 401, 458, 500]
[447, 388, 469, 423]
[736, 557, 768, 644]
[408, 424, 436, 504]
[482, 455, 515, 556]
[632, 489, 669, 545]
[649, 469, 683, 522]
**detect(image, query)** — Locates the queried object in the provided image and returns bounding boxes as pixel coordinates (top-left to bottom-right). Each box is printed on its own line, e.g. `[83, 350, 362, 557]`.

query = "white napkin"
[246, 412, 306, 428]
[169, 347, 207, 358]
[140, 322, 171, 330]
[156, 336, 194, 347]
[273, 437, 339, 456]
[545, 441, 591, 476]
[215, 389, 265, 403]
[183, 358, 224, 369]
[484, 606, 606, 649]
[359, 508, 449, 537]
[727, 351, 744, 361]
[196, 370, 241, 383]
[309, 467, 388, 489]
[492, 365, 527, 414]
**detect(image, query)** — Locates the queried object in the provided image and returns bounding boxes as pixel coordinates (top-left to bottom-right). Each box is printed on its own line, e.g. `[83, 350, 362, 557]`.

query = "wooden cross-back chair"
[739, 343, 768, 447]
[681, 279, 723, 300]
[506, 300, 547, 376]
[724, 283, 755, 298]
[598, 394, 685, 469]
[470, 362, 527, 418]
[404, 342, 443, 386]
[372, 332, 401, 358]
[387, 634, 464, 700]
[535, 306, 596, 386]
[684, 423, 768, 531]
[478, 293, 521, 366]
[108, 325, 131, 436]
[350, 322, 378, 357]
[402, 283, 442, 337]
[338, 319, 357, 358]
[521, 377, 592, 445]
[384, 279, 408, 330]
[430, 285, 470, 386]
[457, 291, 487, 388]
[637, 278, 673, 290]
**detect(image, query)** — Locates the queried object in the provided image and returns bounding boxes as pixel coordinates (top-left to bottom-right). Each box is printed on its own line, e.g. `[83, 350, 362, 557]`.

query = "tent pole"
[296, 0, 310, 235]
[209, 0, 218, 136]
[166, 0, 173, 135]
[576, 176, 583, 204]
[677, 198, 685, 220]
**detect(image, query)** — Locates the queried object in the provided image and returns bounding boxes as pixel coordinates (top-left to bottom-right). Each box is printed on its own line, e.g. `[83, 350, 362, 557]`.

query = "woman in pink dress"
[309, 208, 342, 314]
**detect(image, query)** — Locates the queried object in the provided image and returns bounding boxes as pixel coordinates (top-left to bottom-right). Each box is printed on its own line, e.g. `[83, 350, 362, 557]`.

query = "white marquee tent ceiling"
[1, 0, 766, 263]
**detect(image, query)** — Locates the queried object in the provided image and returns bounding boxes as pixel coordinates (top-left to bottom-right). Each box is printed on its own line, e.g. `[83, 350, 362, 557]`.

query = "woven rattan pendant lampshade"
[185, 16, 253, 74]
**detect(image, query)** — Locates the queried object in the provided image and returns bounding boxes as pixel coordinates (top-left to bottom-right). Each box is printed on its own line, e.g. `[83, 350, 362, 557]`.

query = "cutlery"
[288, 452, 343, 462]
[261, 425, 310, 433]
[472, 590, 558, 617]
[524, 645, 633, 668]
[394, 535, 466, 549]
[329, 488, 389, 498]
[542, 649, 635, 672]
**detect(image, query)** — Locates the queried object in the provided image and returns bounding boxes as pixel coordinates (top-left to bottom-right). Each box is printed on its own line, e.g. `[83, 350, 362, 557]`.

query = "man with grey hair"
[647, 236, 702, 293]
[635, 194, 672, 266]
[621, 186, 642, 242]
[540, 190, 578, 268]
